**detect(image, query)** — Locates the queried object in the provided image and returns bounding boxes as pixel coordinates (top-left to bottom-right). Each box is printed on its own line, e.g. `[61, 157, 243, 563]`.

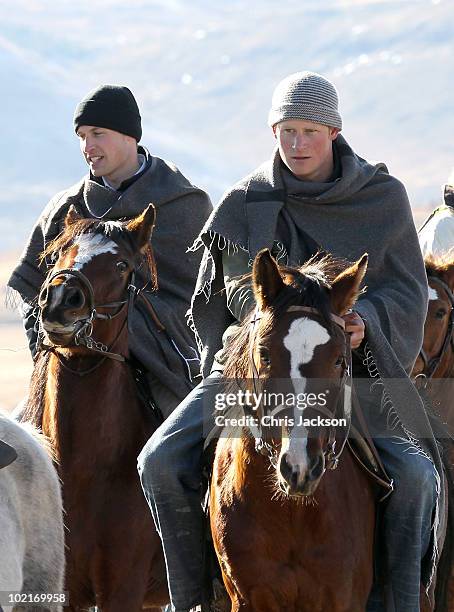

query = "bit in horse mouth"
[42, 322, 77, 334]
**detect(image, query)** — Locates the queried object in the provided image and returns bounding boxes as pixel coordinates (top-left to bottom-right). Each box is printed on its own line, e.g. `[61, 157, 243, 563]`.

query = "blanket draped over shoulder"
[8, 148, 212, 400]
[189, 135, 443, 585]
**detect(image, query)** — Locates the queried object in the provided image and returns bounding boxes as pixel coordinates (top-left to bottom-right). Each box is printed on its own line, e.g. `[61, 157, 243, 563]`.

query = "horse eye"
[435, 308, 447, 320]
[260, 348, 271, 367]
[116, 260, 128, 273]
[335, 355, 344, 368]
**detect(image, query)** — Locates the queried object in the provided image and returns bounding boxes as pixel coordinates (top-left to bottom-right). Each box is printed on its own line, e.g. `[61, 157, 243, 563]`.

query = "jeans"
[138, 371, 223, 611]
[138, 371, 438, 612]
[361, 388, 438, 612]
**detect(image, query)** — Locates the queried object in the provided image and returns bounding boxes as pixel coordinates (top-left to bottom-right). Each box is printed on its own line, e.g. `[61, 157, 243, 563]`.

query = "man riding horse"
[138, 71, 442, 611]
[8, 84, 212, 420]
[419, 172, 454, 257]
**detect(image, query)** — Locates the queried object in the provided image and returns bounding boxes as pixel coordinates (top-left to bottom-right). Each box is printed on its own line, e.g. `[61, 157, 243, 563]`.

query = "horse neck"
[223, 433, 271, 495]
[432, 344, 454, 380]
[41, 327, 144, 468]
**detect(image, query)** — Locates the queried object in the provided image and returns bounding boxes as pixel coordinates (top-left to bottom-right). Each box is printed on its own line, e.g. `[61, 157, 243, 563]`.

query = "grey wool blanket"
[8, 147, 212, 400]
[189, 135, 444, 586]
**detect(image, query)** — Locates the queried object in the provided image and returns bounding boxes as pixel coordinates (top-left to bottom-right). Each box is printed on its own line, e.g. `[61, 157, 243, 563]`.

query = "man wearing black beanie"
[8, 84, 213, 417]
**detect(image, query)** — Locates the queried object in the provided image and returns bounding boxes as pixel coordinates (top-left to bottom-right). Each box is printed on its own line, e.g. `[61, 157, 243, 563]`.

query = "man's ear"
[272, 125, 277, 139]
[329, 127, 340, 141]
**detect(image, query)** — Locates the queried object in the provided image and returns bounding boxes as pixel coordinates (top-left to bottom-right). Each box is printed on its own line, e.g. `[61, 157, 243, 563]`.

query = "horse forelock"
[41, 217, 157, 289]
[223, 263, 336, 386]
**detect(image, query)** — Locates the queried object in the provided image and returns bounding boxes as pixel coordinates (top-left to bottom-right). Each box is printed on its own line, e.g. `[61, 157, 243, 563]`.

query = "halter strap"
[285, 305, 346, 330]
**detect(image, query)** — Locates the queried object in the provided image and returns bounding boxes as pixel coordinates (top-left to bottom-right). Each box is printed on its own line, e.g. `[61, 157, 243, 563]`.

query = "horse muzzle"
[278, 450, 325, 497]
[38, 281, 90, 322]
[39, 280, 91, 343]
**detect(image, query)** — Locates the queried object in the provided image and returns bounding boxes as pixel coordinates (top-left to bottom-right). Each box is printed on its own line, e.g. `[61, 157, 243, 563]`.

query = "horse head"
[225, 249, 367, 497]
[413, 253, 454, 380]
[38, 204, 156, 353]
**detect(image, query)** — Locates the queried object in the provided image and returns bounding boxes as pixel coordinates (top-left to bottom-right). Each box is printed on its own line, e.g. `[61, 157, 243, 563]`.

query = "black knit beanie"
[73, 85, 142, 141]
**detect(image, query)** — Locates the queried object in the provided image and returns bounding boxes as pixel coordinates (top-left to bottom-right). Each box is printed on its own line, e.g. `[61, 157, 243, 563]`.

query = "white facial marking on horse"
[428, 287, 439, 302]
[280, 318, 331, 477]
[284, 318, 331, 372]
[73, 233, 118, 270]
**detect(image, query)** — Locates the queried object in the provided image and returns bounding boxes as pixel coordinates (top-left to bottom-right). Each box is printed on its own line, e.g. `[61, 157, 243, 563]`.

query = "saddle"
[348, 389, 394, 501]
[0, 439, 17, 470]
[128, 356, 165, 431]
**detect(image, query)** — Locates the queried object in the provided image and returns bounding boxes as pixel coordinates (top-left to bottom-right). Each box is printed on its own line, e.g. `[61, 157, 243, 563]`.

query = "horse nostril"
[280, 453, 299, 490]
[63, 287, 85, 310]
[309, 454, 324, 480]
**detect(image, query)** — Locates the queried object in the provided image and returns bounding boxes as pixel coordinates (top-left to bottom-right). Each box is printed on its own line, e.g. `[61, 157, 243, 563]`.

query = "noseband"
[416, 275, 454, 382]
[248, 306, 352, 472]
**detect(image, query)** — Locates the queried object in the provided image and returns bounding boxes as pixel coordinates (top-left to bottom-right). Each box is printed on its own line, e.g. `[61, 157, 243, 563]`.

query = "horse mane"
[424, 251, 454, 277]
[20, 351, 50, 428]
[41, 218, 157, 290]
[223, 253, 346, 383]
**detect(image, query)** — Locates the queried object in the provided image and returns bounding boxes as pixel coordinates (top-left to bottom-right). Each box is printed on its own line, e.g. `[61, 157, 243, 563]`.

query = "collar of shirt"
[90, 148, 150, 192]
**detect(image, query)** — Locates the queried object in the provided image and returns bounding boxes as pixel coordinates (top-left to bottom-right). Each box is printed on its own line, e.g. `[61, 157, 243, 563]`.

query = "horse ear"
[252, 249, 285, 310]
[125, 203, 156, 252]
[65, 205, 82, 228]
[330, 253, 368, 315]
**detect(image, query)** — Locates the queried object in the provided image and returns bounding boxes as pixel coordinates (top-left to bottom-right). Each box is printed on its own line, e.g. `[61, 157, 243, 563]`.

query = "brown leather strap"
[286, 305, 346, 330]
[138, 293, 166, 332]
[351, 386, 394, 500]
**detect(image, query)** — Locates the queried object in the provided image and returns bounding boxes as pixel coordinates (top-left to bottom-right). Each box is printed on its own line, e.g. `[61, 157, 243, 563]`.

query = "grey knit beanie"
[268, 71, 342, 130]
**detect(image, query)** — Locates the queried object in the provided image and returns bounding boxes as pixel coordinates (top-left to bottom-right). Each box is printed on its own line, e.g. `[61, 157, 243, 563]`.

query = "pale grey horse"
[0, 412, 65, 612]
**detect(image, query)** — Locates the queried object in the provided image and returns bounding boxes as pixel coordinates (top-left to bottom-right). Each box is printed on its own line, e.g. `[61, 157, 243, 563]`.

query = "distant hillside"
[0, 0, 452, 250]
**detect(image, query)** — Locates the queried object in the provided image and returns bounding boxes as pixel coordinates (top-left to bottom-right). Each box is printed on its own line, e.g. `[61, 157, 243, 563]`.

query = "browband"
[285, 305, 346, 330]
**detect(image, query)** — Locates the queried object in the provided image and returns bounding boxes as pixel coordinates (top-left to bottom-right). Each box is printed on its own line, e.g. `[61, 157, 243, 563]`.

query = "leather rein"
[416, 275, 454, 383]
[248, 305, 352, 472]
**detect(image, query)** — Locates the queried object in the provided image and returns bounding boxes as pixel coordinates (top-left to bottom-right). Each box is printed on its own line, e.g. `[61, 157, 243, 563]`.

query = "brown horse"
[413, 253, 454, 612]
[413, 254, 454, 382]
[22, 205, 168, 611]
[210, 249, 375, 612]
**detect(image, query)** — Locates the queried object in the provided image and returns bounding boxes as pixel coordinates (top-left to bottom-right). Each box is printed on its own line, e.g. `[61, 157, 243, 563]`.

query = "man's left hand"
[342, 311, 365, 349]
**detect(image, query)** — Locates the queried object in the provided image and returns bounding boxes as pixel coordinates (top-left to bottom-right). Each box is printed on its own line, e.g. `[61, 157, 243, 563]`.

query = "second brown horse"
[210, 250, 375, 612]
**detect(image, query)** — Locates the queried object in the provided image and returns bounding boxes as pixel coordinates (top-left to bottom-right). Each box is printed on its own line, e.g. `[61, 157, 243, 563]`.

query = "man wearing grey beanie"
[139, 72, 440, 611]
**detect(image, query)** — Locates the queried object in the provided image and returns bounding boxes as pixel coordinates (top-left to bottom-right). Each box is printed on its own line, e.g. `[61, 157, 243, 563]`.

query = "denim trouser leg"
[137, 371, 223, 611]
[362, 391, 438, 612]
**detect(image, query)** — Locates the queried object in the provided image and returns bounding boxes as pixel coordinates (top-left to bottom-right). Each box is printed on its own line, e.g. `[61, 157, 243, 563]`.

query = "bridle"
[416, 275, 454, 383]
[247, 305, 352, 472]
[37, 264, 141, 375]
